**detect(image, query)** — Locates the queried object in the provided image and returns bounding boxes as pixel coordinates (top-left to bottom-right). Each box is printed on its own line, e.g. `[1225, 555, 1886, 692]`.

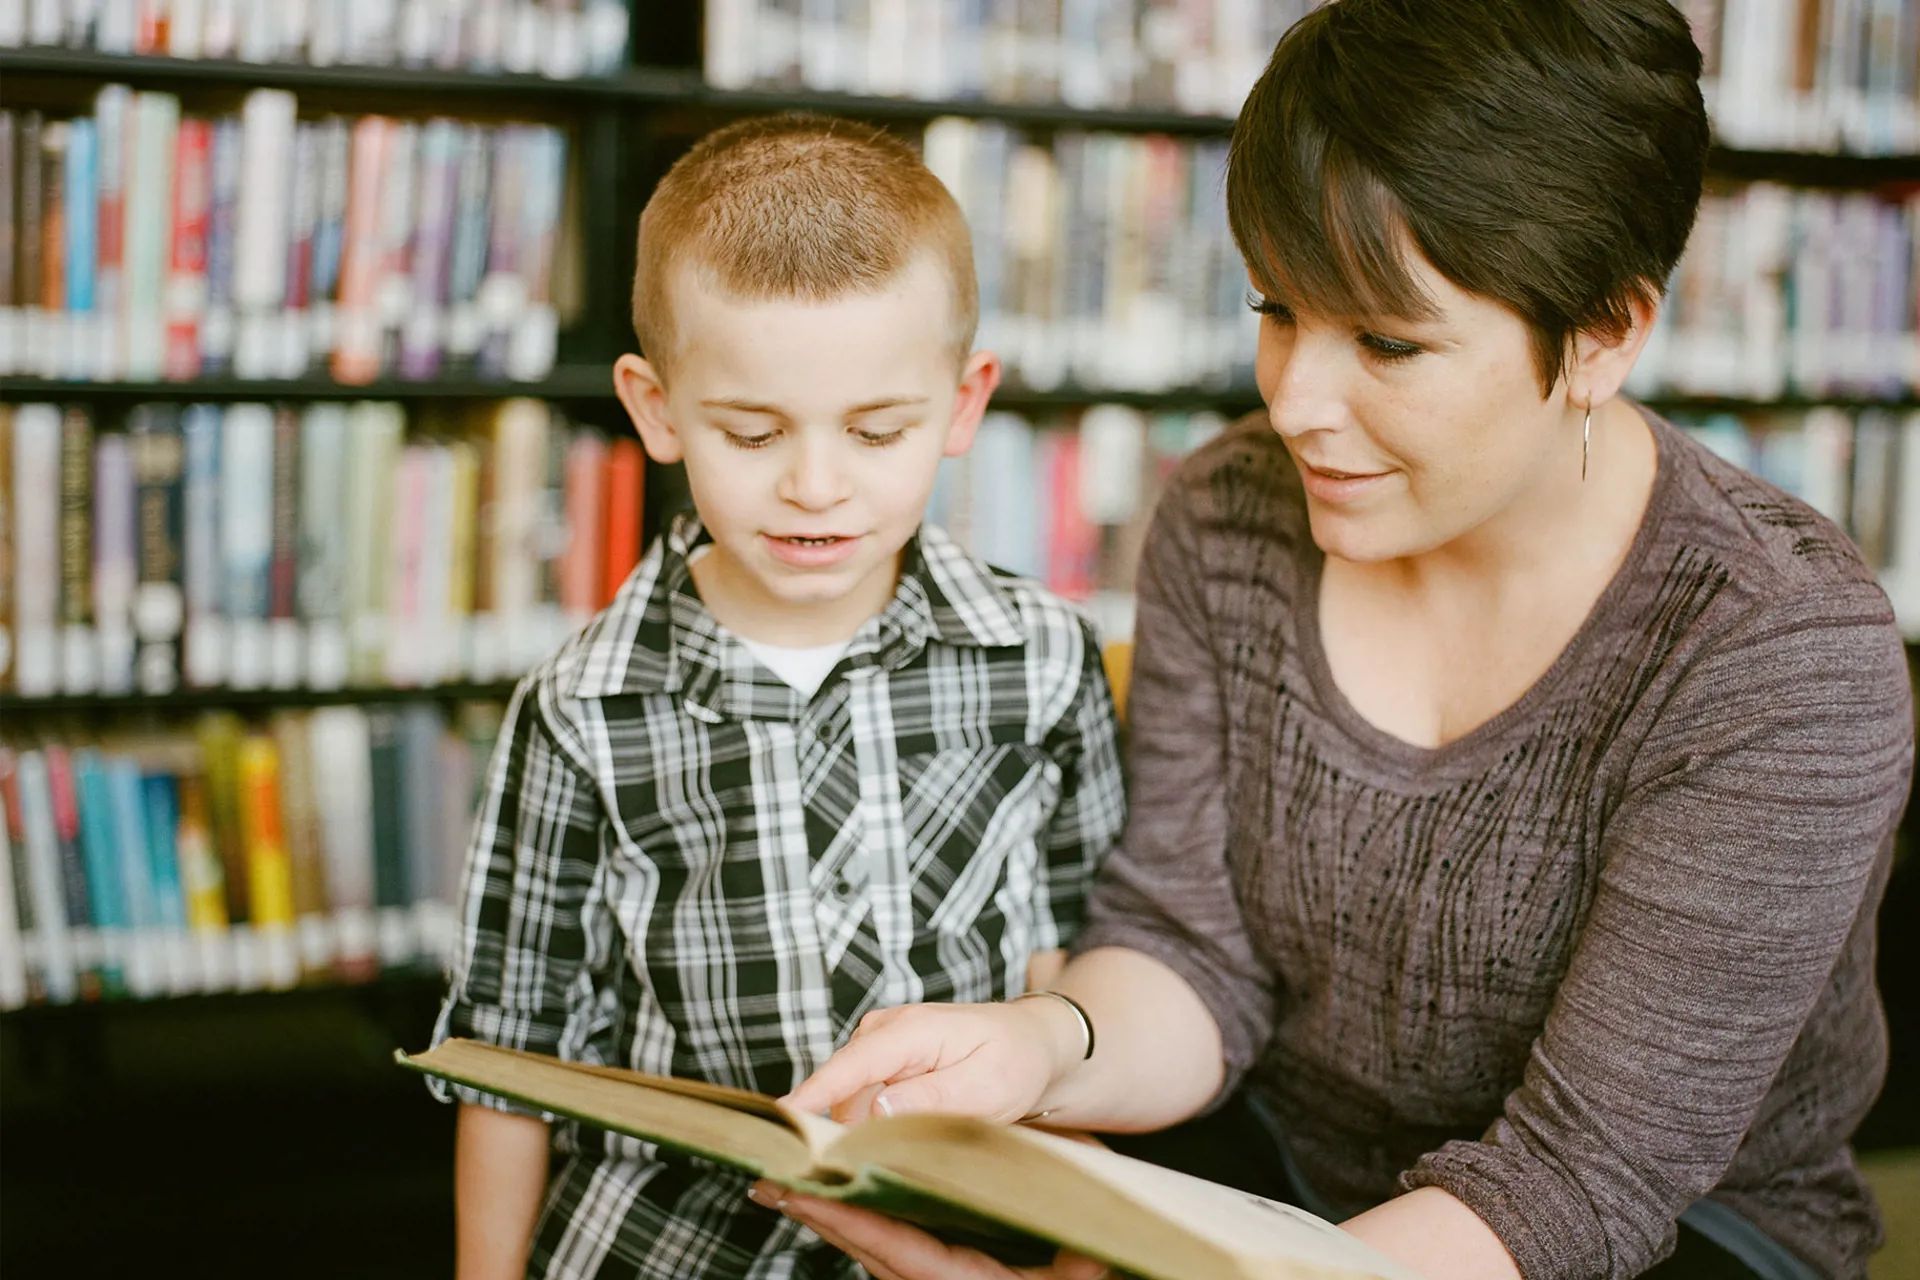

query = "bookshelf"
[4, 4, 1920, 1277]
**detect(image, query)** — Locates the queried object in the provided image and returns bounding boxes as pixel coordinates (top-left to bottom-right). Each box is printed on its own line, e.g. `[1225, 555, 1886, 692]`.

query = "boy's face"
[615, 253, 1000, 647]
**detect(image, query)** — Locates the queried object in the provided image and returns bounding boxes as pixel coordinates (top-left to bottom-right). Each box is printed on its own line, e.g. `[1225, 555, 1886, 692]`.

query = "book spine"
[0, 751, 27, 1008]
[126, 91, 179, 381]
[232, 89, 295, 379]
[0, 111, 16, 378]
[384, 443, 428, 687]
[71, 750, 126, 996]
[332, 114, 389, 384]
[399, 116, 459, 381]
[280, 121, 320, 378]
[475, 124, 522, 381]
[181, 402, 226, 688]
[90, 83, 128, 382]
[91, 430, 137, 695]
[0, 406, 10, 689]
[372, 120, 419, 377]
[220, 403, 275, 691]
[365, 708, 415, 968]
[164, 116, 212, 381]
[107, 757, 165, 996]
[443, 122, 490, 367]
[200, 115, 241, 376]
[175, 771, 231, 990]
[262, 405, 302, 689]
[57, 405, 96, 695]
[308, 115, 351, 364]
[236, 735, 300, 989]
[13, 752, 77, 1004]
[298, 402, 350, 689]
[445, 437, 479, 677]
[344, 400, 401, 683]
[195, 711, 253, 986]
[307, 705, 377, 981]
[62, 116, 95, 381]
[130, 404, 186, 694]
[17, 113, 43, 377]
[599, 436, 644, 608]
[10, 402, 59, 696]
[140, 771, 197, 994]
[269, 711, 335, 978]
[398, 703, 449, 960]
[558, 430, 604, 625]
[506, 124, 564, 381]
[416, 443, 457, 683]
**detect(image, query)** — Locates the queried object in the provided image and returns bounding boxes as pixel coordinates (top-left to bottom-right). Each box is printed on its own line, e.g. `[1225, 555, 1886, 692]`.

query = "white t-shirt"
[740, 637, 851, 699]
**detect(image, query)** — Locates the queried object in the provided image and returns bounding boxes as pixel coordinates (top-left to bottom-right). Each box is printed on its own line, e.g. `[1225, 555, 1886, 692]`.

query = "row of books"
[929, 406, 1224, 642]
[0, 700, 501, 1008]
[924, 117, 1252, 394]
[1, 398, 646, 699]
[0, 92, 573, 384]
[1694, 0, 1920, 155]
[703, 0, 1307, 119]
[0, 0, 631, 77]
[1625, 184, 1920, 400]
[1674, 406, 1920, 631]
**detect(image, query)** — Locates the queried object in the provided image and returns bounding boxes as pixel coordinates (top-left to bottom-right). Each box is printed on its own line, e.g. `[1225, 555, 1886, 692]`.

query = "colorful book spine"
[0, 751, 28, 1009]
[164, 116, 213, 381]
[57, 405, 96, 695]
[298, 402, 351, 689]
[91, 430, 138, 695]
[181, 402, 226, 687]
[140, 771, 196, 994]
[235, 735, 300, 989]
[268, 404, 303, 688]
[62, 117, 97, 380]
[0, 111, 17, 377]
[71, 750, 127, 996]
[175, 772, 231, 990]
[200, 116, 241, 375]
[130, 403, 186, 694]
[600, 436, 645, 607]
[106, 756, 164, 996]
[90, 83, 129, 382]
[12, 752, 77, 1004]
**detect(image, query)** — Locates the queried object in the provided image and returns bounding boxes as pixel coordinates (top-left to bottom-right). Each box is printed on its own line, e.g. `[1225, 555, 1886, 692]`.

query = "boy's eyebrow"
[697, 396, 932, 417]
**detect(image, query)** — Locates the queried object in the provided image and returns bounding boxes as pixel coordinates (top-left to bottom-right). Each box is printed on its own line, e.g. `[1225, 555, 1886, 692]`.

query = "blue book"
[63, 117, 97, 318]
[141, 773, 186, 930]
[71, 750, 126, 996]
[107, 756, 166, 995]
[202, 116, 242, 375]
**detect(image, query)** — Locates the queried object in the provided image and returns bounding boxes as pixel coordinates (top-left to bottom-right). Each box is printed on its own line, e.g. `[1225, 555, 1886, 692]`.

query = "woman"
[760, 2, 1912, 1277]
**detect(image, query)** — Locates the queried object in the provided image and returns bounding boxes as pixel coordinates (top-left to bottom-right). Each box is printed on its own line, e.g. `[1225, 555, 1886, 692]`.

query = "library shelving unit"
[5, 17, 1920, 1280]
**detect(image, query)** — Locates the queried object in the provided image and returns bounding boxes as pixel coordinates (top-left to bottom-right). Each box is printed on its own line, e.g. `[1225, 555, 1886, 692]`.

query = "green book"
[397, 1039, 1417, 1280]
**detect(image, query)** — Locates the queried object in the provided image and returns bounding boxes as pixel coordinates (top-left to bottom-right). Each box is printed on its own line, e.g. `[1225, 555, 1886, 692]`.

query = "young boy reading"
[431, 114, 1128, 1279]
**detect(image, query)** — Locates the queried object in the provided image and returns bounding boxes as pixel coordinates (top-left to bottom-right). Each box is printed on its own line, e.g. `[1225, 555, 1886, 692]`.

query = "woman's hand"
[748, 1182, 1111, 1280]
[784, 999, 1086, 1124]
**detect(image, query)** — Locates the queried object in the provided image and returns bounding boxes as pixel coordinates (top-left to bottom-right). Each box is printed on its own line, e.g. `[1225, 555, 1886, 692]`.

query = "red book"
[165, 118, 212, 381]
[1045, 431, 1097, 602]
[559, 434, 606, 618]
[599, 438, 645, 608]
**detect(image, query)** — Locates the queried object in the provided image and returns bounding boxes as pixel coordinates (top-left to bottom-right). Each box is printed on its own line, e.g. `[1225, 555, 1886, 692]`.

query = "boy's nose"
[778, 439, 850, 510]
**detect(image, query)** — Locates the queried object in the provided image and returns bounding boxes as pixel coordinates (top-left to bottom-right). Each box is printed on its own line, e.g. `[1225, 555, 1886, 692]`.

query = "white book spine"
[168, 0, 206, 54]
[219, 403, 275, 690]
[11, 405, 60, 697]
[126, 91, 179, 381]
[15, 754, 75, 1004]
[232, 89, 296, 380]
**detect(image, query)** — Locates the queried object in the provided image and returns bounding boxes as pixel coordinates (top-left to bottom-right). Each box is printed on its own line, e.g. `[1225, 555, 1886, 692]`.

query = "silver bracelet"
[1009, 989, 1096, 1061]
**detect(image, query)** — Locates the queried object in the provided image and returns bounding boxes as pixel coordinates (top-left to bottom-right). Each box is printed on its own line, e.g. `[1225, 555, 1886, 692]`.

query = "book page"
[828, 1113, 1421, 1280]
[397, 1040, 820, 1181]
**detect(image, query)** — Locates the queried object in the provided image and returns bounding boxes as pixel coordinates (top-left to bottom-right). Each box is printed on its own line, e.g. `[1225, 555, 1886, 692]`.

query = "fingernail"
[874, 1092, 893, 1117]
[746, 1184, 786, 1210]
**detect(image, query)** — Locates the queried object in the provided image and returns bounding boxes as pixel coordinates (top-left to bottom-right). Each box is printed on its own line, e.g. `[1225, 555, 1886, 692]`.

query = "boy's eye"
[853, 427, 908, 448]
[1359, 332, 1423, 362]
[1245, 291, 1294, 322]
[722, 429, 778, 450]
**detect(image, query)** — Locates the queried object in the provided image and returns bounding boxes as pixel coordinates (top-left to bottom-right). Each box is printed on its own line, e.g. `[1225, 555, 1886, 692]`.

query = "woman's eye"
[1359, 332, 1423, 361]
[1245, 291, 1294, 322]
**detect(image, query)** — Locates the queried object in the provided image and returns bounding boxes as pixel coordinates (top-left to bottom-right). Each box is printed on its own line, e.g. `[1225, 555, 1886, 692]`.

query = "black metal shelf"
[0, 46, 697, 102]
[690, 85, 1239, 136]
[0, 680, 518, 716]
[1706, 143, 1920, 189]
[0, 366, 616, 401]
[0, 964, 447, 1023]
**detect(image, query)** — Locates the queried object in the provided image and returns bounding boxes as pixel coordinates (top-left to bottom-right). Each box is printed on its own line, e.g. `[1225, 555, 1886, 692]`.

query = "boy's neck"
[688, 543, 907, 648]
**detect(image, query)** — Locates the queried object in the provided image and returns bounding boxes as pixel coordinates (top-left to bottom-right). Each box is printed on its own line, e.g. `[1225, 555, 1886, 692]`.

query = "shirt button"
[832, 876, 859, 900]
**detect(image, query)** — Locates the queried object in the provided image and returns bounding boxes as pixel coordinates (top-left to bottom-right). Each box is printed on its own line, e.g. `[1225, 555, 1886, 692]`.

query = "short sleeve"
[1403, 593, 1913, 1277]
[1072, 477, 1279, 1096]
[429, 677, 615, 1114]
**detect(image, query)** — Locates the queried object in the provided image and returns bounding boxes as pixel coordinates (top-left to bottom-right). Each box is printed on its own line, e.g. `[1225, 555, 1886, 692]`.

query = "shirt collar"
[565, 512, 1026, 708]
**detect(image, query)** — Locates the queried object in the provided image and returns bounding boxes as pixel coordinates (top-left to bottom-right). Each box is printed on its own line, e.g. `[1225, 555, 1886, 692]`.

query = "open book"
[398, 1039, 1420, 1280]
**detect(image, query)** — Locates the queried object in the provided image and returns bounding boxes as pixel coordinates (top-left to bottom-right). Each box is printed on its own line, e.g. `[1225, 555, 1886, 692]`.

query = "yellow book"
[399, 1040, 1418, 1280]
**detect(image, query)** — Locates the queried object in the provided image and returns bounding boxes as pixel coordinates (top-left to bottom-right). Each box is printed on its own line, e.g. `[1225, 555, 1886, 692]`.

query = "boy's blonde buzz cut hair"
[632, 113, 979, 375]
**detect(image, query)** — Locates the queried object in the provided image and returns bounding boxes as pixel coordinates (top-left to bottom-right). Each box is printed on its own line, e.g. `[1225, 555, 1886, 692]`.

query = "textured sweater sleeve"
[1071, 474, 1279, 1095]
[1402, 587, 1913, 1278]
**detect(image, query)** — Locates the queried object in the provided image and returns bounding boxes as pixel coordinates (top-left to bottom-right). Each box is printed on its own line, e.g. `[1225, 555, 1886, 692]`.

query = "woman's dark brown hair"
[1228, 0, 1710, 394]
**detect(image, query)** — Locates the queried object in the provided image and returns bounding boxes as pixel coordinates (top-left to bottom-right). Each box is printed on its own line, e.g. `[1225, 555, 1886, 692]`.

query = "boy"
[431, 114, 1127, 1279]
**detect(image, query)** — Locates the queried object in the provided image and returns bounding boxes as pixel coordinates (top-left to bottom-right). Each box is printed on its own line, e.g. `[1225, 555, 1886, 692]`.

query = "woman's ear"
[1566, 288, 1660, 410]
[614, 353, 684, 464]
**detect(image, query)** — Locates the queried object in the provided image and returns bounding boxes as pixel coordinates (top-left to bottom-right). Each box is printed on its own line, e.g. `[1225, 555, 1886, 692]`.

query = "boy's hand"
[784, 999, 1085, 1125]
[748, 1183, 1112, 1280]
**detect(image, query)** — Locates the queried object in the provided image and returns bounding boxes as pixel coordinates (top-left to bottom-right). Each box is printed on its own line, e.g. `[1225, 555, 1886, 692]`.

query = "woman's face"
[1252, 248, 1573, 565]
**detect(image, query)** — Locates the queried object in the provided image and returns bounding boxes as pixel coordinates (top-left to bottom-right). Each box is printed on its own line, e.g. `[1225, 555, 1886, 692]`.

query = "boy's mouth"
[762, 532, 864, 568]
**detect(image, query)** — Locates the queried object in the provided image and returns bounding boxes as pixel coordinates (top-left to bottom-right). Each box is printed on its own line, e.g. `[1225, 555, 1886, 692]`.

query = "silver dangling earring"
[1582, 399, 1592, 482]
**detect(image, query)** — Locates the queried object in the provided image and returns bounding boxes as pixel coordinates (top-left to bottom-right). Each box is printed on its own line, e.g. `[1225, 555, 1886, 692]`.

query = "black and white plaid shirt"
[431, 514, 1126, 1279]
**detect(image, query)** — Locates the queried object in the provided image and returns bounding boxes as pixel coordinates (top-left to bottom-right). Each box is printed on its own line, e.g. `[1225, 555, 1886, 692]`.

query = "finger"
[871, 1059, 1032, 1124]
[1030, 1251, 1112, 1280]
[831, 1080, 890, 1126]
[783, 1024, 942, 1114]
[777, 1192, 1016, 1280]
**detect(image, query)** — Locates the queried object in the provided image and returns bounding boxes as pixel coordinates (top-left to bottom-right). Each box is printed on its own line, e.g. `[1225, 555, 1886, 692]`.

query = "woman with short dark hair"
[763, 3, 1912, 1276]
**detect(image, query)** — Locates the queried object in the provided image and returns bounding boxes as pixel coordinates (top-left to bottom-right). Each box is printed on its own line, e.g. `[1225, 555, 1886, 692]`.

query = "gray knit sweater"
[1075, 408, 1912, 1278]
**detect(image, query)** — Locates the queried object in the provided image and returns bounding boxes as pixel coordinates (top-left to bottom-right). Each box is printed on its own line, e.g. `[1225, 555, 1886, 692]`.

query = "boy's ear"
[613, 353, 684, 464]
[942, 350, 1003, 458]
